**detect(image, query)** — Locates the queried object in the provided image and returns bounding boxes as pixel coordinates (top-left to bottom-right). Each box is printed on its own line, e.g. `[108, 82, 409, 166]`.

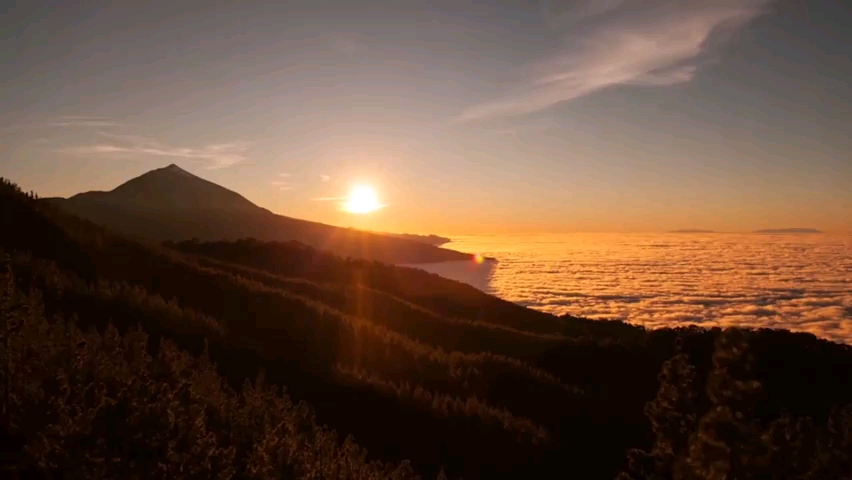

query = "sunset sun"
[343, 185, 383, 214]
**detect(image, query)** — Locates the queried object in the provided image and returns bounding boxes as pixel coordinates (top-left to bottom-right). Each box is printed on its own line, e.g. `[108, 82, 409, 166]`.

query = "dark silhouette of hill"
[384, 232, 452, 246]
[754, 228, 823, 234]
[167, 241, 573, 357]
[43, 164, 473, 264]
[166, 238, 577, 337]
[4, 176, 852, 479]
[67, 163, 262, 213]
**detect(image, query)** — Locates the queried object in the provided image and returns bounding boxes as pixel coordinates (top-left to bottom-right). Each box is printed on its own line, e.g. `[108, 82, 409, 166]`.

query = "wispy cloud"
[270, 180, 294, 190]
[59, 116, 111, 120]
[57, 131, 250, 169]
[320, 174, 331, 182]
[48, 115, 117, 127]
[456, 0, 771, 122]
[2, 116, 118, 130]
[96, 132, 159, 145]
[557, 0, 626, 22]
[312, 196, 346, 202]
[49, 121, 117, 127]
[272, 173, 294, 189]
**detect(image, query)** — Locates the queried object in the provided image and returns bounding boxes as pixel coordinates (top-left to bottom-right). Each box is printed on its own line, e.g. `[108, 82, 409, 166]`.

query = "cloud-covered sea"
[414, 233, 852, 344]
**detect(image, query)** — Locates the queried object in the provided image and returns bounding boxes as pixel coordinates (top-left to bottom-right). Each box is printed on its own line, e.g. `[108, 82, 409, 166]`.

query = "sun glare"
[343, 185, 383, 214]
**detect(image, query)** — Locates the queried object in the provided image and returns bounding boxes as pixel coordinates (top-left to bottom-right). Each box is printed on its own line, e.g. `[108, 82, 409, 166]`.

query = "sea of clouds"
[417, 233, 852, 344]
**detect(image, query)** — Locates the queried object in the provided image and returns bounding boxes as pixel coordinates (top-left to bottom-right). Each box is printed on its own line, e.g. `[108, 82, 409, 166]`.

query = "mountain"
[754, 228, 823, 234]
[43, 164, 472, 264]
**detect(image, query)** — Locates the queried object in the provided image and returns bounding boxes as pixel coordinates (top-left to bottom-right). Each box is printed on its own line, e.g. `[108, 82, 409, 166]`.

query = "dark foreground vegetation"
[3, 177, 852, 479]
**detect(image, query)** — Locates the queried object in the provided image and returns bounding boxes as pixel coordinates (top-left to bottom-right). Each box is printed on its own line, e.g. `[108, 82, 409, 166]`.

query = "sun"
[343, 185, 383, 214]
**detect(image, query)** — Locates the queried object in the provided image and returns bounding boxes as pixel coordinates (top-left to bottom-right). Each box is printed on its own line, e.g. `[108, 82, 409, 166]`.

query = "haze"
[2, 0, 850, 234]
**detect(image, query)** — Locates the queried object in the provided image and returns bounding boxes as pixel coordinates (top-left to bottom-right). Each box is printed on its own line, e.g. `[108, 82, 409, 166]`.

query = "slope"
[167, 238, 575, 337]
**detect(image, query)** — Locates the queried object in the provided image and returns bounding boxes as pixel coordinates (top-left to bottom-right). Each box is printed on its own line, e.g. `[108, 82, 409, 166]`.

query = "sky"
[2, 0, 850, 235]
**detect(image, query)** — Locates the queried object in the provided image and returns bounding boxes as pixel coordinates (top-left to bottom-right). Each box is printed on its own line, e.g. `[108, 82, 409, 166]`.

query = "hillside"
[166, 238, 573, 337]
[4, 176, 852, 479]
[43, 164, 473, 264]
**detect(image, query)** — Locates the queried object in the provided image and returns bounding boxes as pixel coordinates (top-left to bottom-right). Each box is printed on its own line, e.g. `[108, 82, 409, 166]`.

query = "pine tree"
[620, 339, 699, 480]
[683, 330, 767, 480]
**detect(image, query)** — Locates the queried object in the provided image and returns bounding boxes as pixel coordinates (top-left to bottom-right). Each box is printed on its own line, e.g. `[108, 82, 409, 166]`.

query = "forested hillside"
[3, 177, 852, 479]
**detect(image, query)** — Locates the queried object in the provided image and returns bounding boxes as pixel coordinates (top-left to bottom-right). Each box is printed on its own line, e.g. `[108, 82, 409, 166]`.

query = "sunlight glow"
[343, 185, 383, 214]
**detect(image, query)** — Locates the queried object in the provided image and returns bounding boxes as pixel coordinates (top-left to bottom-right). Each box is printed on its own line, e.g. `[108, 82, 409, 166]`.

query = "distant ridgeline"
[42, 164, 472, 265]
[3, 175, 852, 479]
[754, 228, 823, 234]
[669, 229, 824, 234]
[384, 232, 452, 246]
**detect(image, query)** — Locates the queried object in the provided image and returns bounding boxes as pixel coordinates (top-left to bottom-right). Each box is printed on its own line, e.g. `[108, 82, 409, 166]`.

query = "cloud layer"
[58, 131, 249, 169]
[48, 116, 118, 127]
[456, 0, 771, 122]
[421, 232, 852, 345]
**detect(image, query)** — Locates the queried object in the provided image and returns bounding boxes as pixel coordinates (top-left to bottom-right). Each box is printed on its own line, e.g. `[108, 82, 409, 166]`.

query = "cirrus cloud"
[57, 131, 250, 169]
[48, 115, 118, 127]
[455, 0, 772, 122]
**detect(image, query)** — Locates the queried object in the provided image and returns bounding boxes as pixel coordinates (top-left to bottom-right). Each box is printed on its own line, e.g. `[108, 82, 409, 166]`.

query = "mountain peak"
[87, 164, 260, 213]
[155, 163, 195, 177]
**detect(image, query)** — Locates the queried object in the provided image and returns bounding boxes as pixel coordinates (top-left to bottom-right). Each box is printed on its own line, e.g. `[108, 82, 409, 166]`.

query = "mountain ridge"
[56, 164, 269, 214]
[754, 228, 823, 234]
[44, 164, 474, 264]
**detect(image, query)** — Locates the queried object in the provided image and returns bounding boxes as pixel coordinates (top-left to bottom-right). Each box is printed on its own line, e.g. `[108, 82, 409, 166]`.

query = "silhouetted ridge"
[74, 163, 260, 213]
[44, 165, 474, 264]
[754, 228, 823, 234]
[384, 232, 452, 246]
